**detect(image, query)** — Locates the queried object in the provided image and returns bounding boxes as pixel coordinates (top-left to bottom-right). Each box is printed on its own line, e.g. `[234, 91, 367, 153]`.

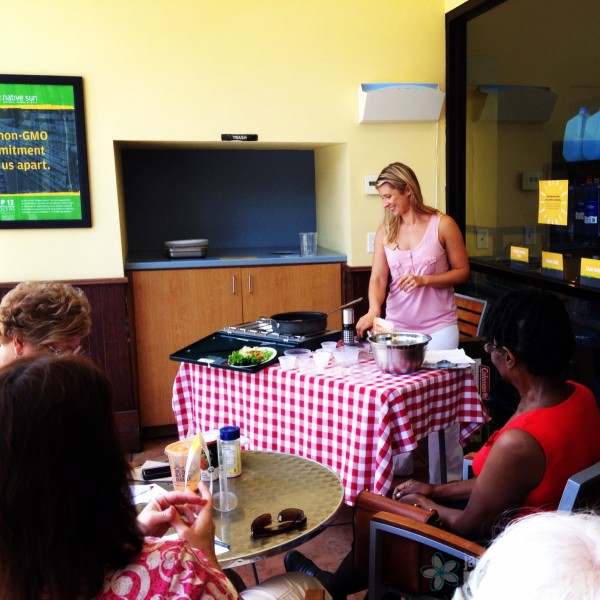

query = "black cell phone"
[141, 465, 171, 481]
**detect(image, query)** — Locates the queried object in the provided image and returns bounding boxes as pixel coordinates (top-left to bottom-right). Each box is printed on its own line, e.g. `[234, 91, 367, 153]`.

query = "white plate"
[227, 346, 277, 368]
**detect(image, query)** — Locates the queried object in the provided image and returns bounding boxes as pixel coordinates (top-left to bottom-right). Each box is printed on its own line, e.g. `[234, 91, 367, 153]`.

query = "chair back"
[558, 460, 600, 511]
[455, 293, 487, 340]
[368, 511, 485, 600]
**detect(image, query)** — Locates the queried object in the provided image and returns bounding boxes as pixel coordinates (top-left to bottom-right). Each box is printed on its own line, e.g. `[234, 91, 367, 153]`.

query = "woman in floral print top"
[0, 355, 238, 600]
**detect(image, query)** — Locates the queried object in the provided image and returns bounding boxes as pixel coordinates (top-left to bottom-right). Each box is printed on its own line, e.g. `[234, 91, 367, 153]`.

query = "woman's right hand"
[356, 311, 377, 338]
[170, 482, 219, 568]
[393, 479, 435, 501]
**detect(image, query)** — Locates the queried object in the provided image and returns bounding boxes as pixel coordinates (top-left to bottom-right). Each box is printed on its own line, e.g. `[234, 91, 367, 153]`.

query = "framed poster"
[0, 74, 91, 228]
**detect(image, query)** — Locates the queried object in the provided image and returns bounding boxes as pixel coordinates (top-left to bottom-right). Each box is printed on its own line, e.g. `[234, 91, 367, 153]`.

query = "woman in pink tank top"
[356, 162, 470, 349]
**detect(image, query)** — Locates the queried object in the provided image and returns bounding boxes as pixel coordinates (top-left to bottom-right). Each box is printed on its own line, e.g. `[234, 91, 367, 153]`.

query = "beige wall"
[1, 0, 448, 280]
[445, 0, 469, 12]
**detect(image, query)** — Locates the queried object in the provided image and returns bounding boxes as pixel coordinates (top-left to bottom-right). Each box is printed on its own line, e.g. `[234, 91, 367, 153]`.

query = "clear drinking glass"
[213, 439, 238, 512]
[299, 232, 318, 256]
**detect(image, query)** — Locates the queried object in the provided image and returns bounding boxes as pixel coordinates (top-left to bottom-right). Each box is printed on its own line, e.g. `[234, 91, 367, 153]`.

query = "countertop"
[125, 246, 346, 270]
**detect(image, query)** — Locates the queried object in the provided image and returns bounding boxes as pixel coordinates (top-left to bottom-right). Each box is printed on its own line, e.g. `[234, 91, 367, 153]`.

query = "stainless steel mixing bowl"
[368, 332, 432, 374]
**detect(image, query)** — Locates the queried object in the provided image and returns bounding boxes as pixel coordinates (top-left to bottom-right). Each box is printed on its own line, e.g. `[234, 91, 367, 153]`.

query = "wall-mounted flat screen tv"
[0, 74, 91, 228]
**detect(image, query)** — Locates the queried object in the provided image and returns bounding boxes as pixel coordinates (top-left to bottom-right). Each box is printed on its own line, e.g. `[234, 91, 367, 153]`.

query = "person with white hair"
[454, 511, 600, 600]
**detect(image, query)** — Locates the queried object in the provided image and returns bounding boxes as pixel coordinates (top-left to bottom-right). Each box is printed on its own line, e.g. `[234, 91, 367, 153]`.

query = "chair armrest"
[304, 589, 325, 600]
[371, 511, 485, 560]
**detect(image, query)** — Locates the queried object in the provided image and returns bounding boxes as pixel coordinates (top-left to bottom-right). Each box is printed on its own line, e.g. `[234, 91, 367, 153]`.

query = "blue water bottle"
[583, 109, 600, 160]
[563, 107, 589, 162]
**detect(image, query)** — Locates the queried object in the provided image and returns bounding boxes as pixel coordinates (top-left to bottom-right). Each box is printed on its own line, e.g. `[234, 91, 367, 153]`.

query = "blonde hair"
[454, 512, 600, 600]
[0, 282, 91, 347]
[375, 162, 438, 247]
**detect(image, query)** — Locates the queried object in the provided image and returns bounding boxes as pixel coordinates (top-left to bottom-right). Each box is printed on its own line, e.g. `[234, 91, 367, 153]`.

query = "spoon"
[326, 297, 363, 315]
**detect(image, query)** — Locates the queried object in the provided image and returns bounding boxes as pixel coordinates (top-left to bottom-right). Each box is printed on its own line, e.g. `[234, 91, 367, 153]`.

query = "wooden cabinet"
[130, 263, 342, 428]
[240, 264, 342, 324]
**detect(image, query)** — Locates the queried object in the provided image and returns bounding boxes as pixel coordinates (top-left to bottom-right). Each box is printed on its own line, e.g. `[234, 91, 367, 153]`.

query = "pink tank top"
[384, 213, 457, 334]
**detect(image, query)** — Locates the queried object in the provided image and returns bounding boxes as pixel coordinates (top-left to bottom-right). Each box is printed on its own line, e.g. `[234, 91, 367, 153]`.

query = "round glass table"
[137, 450, 344, 569]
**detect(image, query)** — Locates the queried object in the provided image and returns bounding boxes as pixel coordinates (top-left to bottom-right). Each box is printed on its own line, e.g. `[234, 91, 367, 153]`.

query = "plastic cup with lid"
[320, 341, 339, 352]
[278, 355, 296, 370]
[313, 350, 332, 372]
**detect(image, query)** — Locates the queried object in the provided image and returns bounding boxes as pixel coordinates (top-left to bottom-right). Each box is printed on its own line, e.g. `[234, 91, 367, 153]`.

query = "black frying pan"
[270, 298, 363, 336]
[270, 311, 327, 335]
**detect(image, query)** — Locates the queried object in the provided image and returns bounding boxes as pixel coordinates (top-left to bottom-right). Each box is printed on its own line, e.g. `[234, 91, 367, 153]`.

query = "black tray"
[170, 333, 292, 373]
[170, 330, 341, 373]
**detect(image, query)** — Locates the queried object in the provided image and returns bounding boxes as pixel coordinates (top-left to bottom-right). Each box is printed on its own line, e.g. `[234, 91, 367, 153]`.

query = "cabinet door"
[131, 268, 243, 427]
[241, 263, 342, 329]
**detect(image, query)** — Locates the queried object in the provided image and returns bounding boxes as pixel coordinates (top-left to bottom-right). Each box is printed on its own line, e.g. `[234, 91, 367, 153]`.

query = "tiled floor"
[130, 437, 357, 593]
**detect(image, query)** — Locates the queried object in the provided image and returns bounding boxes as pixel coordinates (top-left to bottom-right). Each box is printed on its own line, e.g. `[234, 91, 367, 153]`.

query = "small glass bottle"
[200, 430, 219, 482]
[219, 425, 242, 478]
[342, 307, 356, 345]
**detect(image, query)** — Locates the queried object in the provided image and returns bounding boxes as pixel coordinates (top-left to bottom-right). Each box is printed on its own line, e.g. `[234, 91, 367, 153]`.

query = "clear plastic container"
[321, 341, 339, 352]
[284, 348, 312, 357]
[313, 350, 332, 371]
[278, 355, 296, 370]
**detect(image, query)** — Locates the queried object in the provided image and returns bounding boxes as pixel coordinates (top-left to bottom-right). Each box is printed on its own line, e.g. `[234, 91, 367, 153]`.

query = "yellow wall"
[1, 0, 447, 280]
[445, 0, 469, 12]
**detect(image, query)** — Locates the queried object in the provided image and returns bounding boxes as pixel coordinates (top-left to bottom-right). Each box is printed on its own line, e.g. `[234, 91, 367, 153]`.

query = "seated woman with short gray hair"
[0, 280, 91, 365]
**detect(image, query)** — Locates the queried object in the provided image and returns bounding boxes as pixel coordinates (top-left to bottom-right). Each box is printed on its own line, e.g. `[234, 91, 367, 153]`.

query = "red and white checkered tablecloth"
[172, 358, 486, 504]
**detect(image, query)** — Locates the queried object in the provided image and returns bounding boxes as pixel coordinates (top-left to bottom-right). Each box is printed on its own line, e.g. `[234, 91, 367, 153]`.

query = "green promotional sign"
[0, 75, 90, 228]
[0, 193, 81, 221]
[0, 83, 75, 108]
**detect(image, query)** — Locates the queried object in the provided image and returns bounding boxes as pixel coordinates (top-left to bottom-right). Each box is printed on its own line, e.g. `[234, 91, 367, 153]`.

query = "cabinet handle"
[247, 274, 253, 294]
[232, 275, 236, 295]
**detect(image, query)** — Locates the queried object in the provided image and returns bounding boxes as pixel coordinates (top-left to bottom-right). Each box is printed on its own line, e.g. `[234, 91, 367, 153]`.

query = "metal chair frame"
[369, 459, 600, 600]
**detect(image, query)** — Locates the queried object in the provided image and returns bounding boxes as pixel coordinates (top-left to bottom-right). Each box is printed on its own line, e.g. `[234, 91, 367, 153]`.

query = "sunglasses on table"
[250, 508, 307, 539]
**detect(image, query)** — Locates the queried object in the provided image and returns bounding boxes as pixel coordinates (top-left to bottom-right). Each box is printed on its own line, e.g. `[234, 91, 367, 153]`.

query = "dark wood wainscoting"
[343, 265, 371, 319]
[0, 278, 140, 452]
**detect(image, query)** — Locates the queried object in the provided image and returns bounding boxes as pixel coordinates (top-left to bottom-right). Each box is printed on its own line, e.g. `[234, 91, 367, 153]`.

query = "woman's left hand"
[398, 492, 437, 512]
[397, 274, 427, 293]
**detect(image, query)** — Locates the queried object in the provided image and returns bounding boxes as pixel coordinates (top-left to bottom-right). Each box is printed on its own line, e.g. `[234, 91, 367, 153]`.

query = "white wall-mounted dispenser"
[358, 83, 445, 123]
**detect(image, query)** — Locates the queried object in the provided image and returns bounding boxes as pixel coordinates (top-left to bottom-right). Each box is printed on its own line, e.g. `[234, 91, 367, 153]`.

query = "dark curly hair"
[0, 355, 142, 600]
[482, 289, 575, 378]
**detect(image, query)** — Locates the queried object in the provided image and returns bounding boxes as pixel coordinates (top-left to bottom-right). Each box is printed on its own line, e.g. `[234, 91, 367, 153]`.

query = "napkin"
[423, 348, 475, 369]
[130, 483, 169, 505]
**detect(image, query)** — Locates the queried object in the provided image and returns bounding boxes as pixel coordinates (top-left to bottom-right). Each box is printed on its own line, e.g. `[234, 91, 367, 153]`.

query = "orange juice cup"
[165, 439, 200, 492]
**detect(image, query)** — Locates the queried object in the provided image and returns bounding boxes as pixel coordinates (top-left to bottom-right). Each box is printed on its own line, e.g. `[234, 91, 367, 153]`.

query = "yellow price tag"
[510, 246, 529, 263]
[541, 251, 564, 272]
[580, 258, 600, 280]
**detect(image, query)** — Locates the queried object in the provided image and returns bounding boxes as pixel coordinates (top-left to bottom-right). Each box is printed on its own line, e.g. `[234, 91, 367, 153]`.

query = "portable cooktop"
[170, 318, 341, 372]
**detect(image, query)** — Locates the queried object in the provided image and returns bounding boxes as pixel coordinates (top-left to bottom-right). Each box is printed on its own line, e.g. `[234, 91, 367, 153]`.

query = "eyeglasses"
[44, 343, 83, 356]
[483, 342, 505, 354]
[250, 508, 307, 539]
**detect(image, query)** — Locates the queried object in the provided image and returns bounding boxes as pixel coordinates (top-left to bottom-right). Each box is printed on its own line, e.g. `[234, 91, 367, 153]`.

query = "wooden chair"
[367, 460, 600, 600]
[454, 294, 487, 342]
[455, 293, 487, 342]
